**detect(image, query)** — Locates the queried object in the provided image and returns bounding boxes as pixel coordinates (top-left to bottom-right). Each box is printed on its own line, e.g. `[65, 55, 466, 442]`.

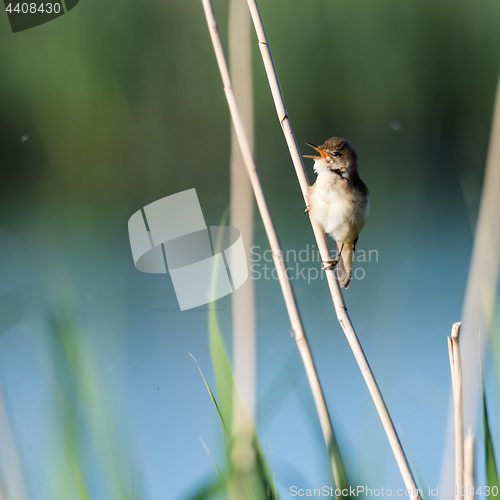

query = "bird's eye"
[332, 152, 340, 157]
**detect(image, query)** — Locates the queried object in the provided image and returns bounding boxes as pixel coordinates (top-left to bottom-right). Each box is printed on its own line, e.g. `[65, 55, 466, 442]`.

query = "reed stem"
[201, 0, 348, 491]
[229, 0, 257, 470]
[464, 428, 475, 500]
[448, 322, 464, 497]
[243, 0, 421, 496]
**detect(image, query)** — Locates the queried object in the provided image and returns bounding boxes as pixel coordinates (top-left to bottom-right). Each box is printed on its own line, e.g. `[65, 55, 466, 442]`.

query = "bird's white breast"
[308, 172, 369, 243]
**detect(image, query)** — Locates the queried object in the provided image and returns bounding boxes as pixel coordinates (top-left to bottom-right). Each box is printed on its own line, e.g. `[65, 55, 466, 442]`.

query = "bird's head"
[304, 137, 358, 176]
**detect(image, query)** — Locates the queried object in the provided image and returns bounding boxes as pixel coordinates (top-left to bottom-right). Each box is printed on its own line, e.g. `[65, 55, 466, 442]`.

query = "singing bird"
[305, 137, 369, 288]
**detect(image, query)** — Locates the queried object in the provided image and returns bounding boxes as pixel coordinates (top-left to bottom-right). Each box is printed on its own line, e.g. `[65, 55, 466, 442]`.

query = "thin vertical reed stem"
[449, 322, 464, 497]
[201, 0, 348, 491]
[243, 1, 421, 497]
[441, 72, 500, 488]
[229, 0, 257, 467]
[464, 429, 475, 500]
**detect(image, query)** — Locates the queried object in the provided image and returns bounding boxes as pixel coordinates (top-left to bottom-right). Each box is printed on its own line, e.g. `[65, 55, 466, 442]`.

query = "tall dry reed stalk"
[243, 1, 421, 497]
[441, 72, 500, 487]
[229, 0, 256, 420]
[228, 0, 257, 478]
[464, 429, 475, 499]
[448, 322, 464, 496]
[200, 0, 349, 491]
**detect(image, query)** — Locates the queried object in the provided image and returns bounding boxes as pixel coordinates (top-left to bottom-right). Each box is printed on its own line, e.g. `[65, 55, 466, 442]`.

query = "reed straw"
[464, 428, 475, 499]
[201, 0, 348, 490]
[448, 322, 464, 497]
[243, 0, 421, 496]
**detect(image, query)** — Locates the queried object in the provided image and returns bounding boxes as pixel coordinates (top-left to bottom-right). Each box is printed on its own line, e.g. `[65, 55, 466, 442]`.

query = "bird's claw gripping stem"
[322, 257, 340, 270]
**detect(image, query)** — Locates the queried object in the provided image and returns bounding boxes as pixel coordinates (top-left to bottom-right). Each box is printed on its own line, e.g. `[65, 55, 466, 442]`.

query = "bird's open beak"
[303, 143, 329, 159]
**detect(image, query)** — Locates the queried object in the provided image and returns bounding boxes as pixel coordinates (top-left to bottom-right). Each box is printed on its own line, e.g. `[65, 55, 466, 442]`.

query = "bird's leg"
[304, 205, 310, 214]
[338, 243, 344, 259]
[322, 244, 344, 270]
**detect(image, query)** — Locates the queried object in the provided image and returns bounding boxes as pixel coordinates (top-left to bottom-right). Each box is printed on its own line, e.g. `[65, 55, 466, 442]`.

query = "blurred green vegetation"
[0, 0, 499, 226]
[1, 0, 500, 498]
[185, 302, 278, 499]
[0, 282, 142, 499]
[484, 384, 499, 490]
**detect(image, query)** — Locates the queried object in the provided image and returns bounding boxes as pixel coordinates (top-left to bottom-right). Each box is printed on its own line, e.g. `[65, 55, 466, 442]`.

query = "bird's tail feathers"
[337, 242, 353, 289]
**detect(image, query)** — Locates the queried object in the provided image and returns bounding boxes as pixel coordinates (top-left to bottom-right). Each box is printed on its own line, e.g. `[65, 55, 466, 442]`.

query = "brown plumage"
[305, 137, 369, 288]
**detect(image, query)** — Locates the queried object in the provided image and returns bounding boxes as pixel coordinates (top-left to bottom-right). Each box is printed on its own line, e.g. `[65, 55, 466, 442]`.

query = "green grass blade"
[208, 303, 234, 443]
[199, 437, 227, 487]
[480, 352, 499, 489]
[207, 300, 278, 499]
[189, 353, 230, 439]
[48, 309, 143, 500]
[198, 216, 279, 499]
[483, 389, 499, 488]
[269, 443, 278, 500]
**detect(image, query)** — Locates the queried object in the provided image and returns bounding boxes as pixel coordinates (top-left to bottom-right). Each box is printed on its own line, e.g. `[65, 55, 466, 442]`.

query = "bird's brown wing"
[351, 171, 369, 197]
